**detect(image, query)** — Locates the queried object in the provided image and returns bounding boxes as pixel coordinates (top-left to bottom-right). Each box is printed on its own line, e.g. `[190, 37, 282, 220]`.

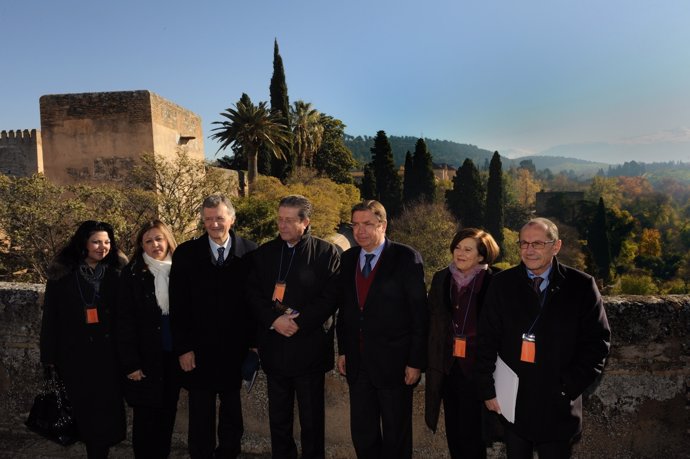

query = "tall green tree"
[291, 100, 324, 168]
[360, 163, 377, 200]
[588, 197, 612, 282]
[314, 114, 357, 184]
[486, 151, 505, 253]
[269, 38, 292, 179]
[370, 130, 402, 216]
[402, 151, 415, 204]
[446, 158, 484, 228]
[211, 96, 289, 193]
[412, 138, 436, 203]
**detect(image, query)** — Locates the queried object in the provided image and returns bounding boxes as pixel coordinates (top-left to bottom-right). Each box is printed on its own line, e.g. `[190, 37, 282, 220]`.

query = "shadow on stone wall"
[1, 282, 688, 458]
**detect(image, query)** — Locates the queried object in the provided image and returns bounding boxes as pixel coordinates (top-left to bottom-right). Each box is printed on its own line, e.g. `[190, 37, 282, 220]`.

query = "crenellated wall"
[1, 283, 687, 458]
[0, 129, 43, 177]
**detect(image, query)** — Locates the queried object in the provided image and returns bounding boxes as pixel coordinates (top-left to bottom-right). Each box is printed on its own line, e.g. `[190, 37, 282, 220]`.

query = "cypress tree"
[588, 197, 612, 282]
[402, 151, 415, 204]
[370, 130, 402, 216]
[445, 158, 484, 228]
[412, 138, 436, 203]
[485, 151, 505, 252]
[269, 39, 292, 179]
[360, 163, 377, 200]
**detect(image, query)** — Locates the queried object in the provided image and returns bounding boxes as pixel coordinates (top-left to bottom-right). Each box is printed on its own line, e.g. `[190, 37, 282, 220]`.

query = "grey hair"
[278, 194, 312, 221]
[200, 194, 236, 219]
[522, 217, 559, 241]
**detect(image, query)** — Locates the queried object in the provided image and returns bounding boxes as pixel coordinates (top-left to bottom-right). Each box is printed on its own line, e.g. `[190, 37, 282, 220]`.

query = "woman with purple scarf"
[425, 228, 501, 458]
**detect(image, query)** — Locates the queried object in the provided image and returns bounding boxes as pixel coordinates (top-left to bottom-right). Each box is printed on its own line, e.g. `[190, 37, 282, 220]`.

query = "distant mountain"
[538, 128, 690, 164]
[344, 134, 607, 175]
[344, 135, 494, 169]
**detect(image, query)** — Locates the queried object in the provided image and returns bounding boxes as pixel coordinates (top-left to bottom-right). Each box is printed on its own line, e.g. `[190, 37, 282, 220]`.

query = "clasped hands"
[272, 311, 300, 337]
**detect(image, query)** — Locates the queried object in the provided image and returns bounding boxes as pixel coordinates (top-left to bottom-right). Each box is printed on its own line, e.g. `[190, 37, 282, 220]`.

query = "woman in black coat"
[117, 220, 179, 459]
[40, 220, 127, 459]
[424, 228, 500, 459]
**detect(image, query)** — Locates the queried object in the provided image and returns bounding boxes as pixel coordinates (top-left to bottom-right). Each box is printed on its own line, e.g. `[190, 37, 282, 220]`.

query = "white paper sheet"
[493, 355, 519, 423]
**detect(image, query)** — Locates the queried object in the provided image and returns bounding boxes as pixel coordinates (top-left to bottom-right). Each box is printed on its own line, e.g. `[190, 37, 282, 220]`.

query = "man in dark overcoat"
[336, 200, 428, 459]
[169, 194, 257, 459]
[249, 195, 340, 459]
[476, 217, 611, 458]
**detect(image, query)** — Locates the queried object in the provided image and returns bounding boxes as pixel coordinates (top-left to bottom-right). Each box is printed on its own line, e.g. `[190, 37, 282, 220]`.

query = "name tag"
[85, 307, 99, 324]
[453, 335, 467, 358]
[520, 333, 536, 363]
[272, 282, 286, 302]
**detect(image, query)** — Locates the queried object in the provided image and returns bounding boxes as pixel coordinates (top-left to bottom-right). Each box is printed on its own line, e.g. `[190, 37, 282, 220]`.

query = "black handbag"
[25, 371, 78, 446]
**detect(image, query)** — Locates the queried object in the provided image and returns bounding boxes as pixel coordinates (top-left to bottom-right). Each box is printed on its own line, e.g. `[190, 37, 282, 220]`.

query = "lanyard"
[276, 244, 296, 283]
[451, 275, 477, 336]
[76, 271, 99, 308]
[526, 281, 547, 334]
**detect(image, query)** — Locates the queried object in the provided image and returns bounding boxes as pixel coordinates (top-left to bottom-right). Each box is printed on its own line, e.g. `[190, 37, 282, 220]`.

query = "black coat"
[249, 233, 340, 377]
[116, 254, 176, 404]
[475, 259, 611, 442]
[39, 260, 126, 446]
[424, 266, 495, 432]
[169, 231, 257, 390]
[336, 239, 428, 388]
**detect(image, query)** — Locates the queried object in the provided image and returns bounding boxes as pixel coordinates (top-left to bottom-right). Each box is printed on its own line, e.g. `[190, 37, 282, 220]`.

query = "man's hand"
[127, 369, 145, 381]
[179, 351, 196, 372]
[484, 398, 501, 414]
[337, 355, 347, 376]
[272, 314, 300, 337]
[404, 366, 421, 385]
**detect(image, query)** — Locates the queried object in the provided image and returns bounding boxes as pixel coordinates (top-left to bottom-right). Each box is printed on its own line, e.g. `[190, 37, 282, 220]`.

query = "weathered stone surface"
[1, 284, 688, 457]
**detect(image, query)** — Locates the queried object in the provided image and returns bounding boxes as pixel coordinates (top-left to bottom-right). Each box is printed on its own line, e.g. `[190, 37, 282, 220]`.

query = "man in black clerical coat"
[249, 195, 340, 459]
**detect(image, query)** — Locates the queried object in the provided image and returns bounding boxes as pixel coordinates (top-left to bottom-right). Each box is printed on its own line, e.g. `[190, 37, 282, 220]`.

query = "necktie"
[362, 253, 375, 278]
[217, 247, 225, 266]
[532, 276, 543, 294]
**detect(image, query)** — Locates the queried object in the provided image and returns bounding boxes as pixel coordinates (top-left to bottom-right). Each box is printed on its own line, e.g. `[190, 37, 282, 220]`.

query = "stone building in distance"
[39, 90, 204, 184]
[0, 129, 43, 177]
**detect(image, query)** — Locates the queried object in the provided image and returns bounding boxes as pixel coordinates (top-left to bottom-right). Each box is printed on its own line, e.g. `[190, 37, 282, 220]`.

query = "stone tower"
[39, 90, 204, 185]
[0, 129, 43, 177]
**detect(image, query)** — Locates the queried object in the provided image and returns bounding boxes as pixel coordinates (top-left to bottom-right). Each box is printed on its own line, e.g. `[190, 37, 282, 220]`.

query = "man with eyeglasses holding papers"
[475, 217, 610, 458]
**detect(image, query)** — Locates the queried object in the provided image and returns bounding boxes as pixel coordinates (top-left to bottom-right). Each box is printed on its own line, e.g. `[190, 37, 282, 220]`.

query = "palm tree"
[291, 100, 324, 168]
[211, 94, 289, 192]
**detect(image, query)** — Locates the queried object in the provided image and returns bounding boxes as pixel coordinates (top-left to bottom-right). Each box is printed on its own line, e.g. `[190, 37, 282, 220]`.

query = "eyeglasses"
[350, 222, 380, 231]
[518, 240, 555, 250]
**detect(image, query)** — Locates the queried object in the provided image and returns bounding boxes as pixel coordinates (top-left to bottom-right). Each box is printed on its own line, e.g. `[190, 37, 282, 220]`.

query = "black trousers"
[348, 367, 413, 459]
[187, 386, 243, 459]
[266, 371, 326, 459]
[504, 426, 573, 459]
[441, 360, 486, 459]
[132, 353, 181, 459]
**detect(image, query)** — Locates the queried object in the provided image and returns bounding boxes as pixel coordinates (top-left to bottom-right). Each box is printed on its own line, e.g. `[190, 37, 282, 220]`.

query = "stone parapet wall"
[0, 129, 43, 177]
[1, 283, 687, 457]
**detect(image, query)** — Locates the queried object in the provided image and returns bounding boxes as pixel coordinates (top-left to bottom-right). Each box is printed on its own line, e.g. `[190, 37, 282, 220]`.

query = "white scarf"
[142, 252, 172, 315]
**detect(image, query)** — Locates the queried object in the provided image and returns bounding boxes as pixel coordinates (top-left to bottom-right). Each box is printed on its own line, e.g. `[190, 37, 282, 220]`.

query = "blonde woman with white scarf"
[117, 220, 179, 459]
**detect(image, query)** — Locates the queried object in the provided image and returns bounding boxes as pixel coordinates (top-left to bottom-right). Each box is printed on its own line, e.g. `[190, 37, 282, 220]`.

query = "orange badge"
[85, 308, 99, 324]
[453, 336, 467, 358]
[272, 282, 286, 302]
[520, 334, 536, 363]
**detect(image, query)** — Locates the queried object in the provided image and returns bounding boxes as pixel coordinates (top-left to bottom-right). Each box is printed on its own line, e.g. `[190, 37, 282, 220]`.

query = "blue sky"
[1, 0, 689, 162]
